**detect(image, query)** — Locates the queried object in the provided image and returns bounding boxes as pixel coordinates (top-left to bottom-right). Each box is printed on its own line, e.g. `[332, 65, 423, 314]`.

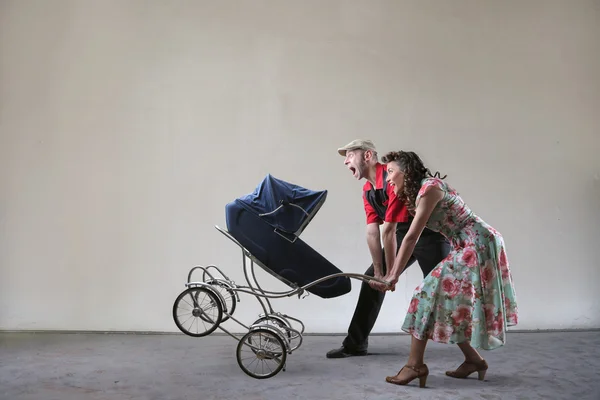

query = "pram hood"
[235, 174, 327, 238]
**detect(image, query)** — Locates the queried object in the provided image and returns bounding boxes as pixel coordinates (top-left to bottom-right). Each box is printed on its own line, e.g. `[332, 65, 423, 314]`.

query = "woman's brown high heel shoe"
[445, 359, 488, 380]
[385, 364, 429, 388]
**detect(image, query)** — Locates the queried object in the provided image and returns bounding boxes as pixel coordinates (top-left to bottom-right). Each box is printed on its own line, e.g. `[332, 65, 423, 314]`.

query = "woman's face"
[386, 161, 404, 196]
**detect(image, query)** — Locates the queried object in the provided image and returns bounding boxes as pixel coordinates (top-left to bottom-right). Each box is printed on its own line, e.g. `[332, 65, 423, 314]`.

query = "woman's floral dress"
[401, 177, 519, 350]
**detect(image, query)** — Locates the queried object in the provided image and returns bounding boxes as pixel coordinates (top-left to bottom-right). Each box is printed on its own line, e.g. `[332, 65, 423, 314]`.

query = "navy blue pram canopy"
[235, 174, 327, 240]
[225, 174, 351, 299]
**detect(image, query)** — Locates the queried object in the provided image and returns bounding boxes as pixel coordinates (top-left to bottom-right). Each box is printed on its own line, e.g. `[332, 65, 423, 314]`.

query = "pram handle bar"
[212, 225, 392, 300]
[187, 272, 390, 300]
[300, 272, 390, 289]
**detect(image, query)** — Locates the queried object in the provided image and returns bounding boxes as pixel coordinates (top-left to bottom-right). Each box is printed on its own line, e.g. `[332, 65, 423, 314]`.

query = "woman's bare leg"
[408, 335, 428, 366]
[388, 335, 429, 382]
[457, 341, 484, 362]
[446, 341, 488, 380]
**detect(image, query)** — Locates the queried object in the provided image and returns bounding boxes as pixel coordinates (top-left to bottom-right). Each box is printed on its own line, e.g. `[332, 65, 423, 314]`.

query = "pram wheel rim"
[172, 286, 223, 337]
[236, 327, 287, 379]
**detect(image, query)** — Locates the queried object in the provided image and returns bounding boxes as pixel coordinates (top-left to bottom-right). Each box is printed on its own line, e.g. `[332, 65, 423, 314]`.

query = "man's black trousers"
[342, 223, 451, 352]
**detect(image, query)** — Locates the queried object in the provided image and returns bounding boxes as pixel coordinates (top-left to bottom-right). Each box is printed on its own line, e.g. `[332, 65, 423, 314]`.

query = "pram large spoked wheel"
[172, 286, 223, 337]
[236, 327, 288, 379]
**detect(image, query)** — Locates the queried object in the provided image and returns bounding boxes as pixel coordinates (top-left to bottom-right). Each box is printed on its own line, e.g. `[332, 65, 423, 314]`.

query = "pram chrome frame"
[172, 225, 389, 379]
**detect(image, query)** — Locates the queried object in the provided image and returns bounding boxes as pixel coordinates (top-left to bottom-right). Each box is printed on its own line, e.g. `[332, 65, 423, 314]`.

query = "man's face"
[343, 149, 369, 180]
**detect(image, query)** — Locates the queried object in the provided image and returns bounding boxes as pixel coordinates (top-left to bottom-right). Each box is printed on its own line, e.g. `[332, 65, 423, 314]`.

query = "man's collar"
[364, 163, 383, 191]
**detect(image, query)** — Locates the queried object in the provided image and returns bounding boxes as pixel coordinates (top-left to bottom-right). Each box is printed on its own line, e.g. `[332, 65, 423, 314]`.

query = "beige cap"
[337, 139, 377, 156]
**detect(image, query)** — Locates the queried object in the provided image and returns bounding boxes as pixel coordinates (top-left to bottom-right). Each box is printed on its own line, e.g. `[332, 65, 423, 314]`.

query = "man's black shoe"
[326, 347, 368, 358]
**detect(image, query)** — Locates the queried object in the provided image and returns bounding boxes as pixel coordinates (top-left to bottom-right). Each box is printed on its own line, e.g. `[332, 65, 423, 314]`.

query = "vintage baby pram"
[172, 174, 387, 379]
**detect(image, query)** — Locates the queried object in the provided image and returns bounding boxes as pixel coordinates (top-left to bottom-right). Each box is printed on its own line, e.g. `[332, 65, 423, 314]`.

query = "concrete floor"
[1, 331, 599, 400]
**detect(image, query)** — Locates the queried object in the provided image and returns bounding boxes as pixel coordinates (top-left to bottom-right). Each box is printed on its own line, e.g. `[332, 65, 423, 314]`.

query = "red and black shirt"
[362, 163, 410, 225]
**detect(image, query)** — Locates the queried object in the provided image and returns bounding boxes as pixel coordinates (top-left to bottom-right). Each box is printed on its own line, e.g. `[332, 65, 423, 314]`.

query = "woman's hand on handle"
[369, 276, 397, 292]
[375, 274, 397, 292]
[384, 274, 398, 292]
[368, 277, 386, 291]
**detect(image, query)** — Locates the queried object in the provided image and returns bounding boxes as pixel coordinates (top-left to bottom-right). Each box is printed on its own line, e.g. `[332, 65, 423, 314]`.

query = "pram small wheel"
[236, 328, 287, 379]
[172, 286, 223, 337]
[252, 315, 292, 342]
[252, 315, 303, 352]
[253, 314, 289, 328]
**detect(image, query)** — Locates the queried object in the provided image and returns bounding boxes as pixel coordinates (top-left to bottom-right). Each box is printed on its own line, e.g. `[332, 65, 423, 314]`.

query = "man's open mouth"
[349, 167, 356, 174]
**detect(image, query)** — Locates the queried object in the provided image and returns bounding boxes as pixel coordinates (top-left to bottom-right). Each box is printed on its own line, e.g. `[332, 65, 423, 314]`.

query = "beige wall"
[1, 0, 599, 333]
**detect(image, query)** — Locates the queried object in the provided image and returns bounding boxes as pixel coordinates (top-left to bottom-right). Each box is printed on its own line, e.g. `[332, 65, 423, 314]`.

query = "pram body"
[172, 174, 387, 379]
[225, 174, 351, 298]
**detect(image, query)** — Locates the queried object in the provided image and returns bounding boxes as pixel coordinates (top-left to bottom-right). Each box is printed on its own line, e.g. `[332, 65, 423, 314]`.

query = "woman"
[372, 150, 518, 388]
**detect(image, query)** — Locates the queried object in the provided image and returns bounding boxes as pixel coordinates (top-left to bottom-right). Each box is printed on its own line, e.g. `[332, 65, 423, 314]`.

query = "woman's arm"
[381, 221, 398, 277]
[383, 186, 444, 289]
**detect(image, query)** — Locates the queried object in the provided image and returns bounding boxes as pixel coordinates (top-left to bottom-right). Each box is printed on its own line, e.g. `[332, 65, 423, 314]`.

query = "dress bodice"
[416, 177, 480, 242]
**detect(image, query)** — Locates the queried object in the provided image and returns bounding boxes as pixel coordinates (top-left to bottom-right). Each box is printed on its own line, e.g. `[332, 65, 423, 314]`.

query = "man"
[327, 139, 451, 358]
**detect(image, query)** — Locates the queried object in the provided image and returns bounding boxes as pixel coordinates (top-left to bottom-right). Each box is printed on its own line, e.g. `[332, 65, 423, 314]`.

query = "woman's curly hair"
[381, 151, 447, 210]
